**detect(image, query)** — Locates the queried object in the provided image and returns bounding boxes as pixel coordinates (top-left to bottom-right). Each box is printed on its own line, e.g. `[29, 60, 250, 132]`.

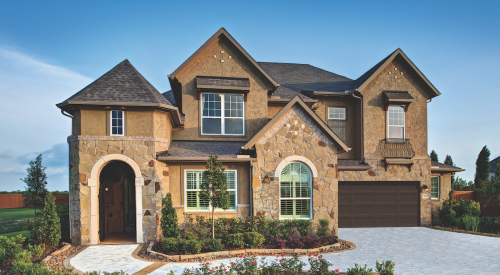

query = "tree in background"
[201, 154, 229, 239]
[452, 177, 473, 190]
[21, 154, 48, 240]
[38, 193, 61, 247]
[483, 159, 500, 206]
[430, 150, 439, 162]
[444, 155, 455, 186]
[474, 146, 490, 189]
[161, 192, 180, 239]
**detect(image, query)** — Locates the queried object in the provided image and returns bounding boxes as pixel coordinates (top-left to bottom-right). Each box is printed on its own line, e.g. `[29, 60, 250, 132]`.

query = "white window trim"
[278, 162, 313, 220]
[184, 169, 238, 212]
[431, 176, 440, 200]
[200, 93, 245, 136]
[328, 107, 346, 120]
[110, 110, 125, 136]
[387, 105, 405, 140]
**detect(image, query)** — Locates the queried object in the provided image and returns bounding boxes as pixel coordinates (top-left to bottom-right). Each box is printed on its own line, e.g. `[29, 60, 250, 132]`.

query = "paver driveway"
[70, 227, 500, 275]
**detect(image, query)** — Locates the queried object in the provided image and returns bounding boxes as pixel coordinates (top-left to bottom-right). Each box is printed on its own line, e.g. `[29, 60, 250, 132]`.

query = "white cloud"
[0, 48, 92, 191]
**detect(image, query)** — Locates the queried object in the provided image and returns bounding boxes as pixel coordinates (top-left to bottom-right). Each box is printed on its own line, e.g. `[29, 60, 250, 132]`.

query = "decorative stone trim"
[68, 135, 169, 143]
[274, 156, 319, 178]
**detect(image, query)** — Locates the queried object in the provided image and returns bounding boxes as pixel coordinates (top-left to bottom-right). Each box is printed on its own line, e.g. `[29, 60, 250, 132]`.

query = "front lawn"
[0, 208, 37, 237]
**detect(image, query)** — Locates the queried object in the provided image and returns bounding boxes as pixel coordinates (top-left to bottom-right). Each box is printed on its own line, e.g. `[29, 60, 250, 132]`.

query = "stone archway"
[274, 155, 319, 178]
[88, 154, 144, 245]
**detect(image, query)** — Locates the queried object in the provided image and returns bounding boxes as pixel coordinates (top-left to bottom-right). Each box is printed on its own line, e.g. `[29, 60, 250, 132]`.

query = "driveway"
[71, 227, 500, 274]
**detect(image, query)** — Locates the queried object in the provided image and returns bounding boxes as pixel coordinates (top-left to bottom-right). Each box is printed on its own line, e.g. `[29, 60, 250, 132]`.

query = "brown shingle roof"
[159, 141, 247, 158]
[431, 161, 465, 172]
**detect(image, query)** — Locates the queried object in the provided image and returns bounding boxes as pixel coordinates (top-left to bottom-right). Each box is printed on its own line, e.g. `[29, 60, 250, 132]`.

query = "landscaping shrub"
[261, 256, 305, 275]
[181, 231, 198, 240]
[317, 219, 330, 238]
[226, 233, 245, 249]
[458, 214, 480, 231]
[56, 204, 70, 243]
[203, 238, 223, 252]
[180, 239, 202, 254]
[376, 260, 396, 275]
[38, 193, 61, 247]
[279, 220, 298, 239]
[0, 247, 6, 265]
[0, 234, 25, 259]
[438, 193, 480, 229]
[479, 216, 500, 233]
[287, 237, 304, 249]
[346, 263, 373, 275]
[243, 232, 265, 248]
[163, 237, 179, 253]
[270, 238, 287, 249]
[308, 255, 334, 275]
[161, 193, 180, 239]
[302, 237, 323, 249]
[264, 219, 281, 241]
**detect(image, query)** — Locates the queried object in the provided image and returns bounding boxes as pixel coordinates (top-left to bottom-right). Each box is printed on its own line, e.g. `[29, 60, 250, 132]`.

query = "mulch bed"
[46, 245, 84, 271]
[137, 239, 353, 263]
[425, 224, 500, 238]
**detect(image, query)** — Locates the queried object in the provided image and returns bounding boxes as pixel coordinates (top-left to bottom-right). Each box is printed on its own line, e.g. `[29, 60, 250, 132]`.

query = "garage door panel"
[339, 181, 420, 228]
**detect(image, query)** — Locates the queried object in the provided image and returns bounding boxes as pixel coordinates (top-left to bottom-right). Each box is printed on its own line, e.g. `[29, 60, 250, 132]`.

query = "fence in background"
[452, 191, 500, 217]
[0, 193, 69, 209]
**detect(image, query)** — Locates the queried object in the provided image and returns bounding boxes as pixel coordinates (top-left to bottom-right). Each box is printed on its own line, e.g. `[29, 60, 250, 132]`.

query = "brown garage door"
[339, 181, 420, 228]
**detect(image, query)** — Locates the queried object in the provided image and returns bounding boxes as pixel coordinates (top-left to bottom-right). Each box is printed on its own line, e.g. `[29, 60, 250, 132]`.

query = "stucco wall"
[173, 36, 273, 141]
[167, 162, 251, 225]
[431, 173, 452, 224]
[252, 105, 339, 236]
[314, 96, 360, 160]
[127, 111, 155, 137]
[80, 110, 107, 136]
[361, 57, 431, 159]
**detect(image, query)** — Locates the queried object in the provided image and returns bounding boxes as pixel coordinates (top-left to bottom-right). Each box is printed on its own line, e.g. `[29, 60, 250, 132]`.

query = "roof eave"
[338, 165, 372, 171]
[157, 156, 256, 162]
[431, 167, 466, 172]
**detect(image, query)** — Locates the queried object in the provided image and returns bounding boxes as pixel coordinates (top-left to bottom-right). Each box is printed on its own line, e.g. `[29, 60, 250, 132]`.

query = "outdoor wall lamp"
[421, 185, 428, 193]
[105, 187, 109, 192]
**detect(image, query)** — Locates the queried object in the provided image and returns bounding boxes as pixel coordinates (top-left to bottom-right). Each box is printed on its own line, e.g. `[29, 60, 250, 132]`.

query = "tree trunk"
[212, 208, 215, 239]
[34, 206, 37, 240]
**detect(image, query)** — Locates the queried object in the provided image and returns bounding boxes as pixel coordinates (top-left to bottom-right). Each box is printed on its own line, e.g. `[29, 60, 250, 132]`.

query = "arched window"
[280, 162, 312, 219]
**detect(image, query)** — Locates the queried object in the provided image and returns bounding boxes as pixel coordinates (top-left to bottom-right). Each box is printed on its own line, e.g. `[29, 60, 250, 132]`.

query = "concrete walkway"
[70, 227, 500, 275]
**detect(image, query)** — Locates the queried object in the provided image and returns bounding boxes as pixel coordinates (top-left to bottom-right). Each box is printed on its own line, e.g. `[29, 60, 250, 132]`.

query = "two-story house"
[57, 28, 464, 245]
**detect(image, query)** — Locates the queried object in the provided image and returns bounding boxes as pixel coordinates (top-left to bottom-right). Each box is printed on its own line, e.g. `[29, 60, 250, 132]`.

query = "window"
[111, 110, 124, 136]
[185, 170, 237, 211]
[280, 162, 312, 219]
[431, 177, 440, 199]
[327, 107, 346, 142]
[388, 105, 405, 140]
[201, 93, 244, 135]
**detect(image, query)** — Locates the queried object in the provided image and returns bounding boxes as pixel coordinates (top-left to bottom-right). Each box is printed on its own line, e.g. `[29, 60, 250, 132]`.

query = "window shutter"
[329, 120, 346, 142]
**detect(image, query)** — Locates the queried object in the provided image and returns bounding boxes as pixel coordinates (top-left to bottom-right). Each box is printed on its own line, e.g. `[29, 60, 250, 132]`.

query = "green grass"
[0, 208, 40, 238]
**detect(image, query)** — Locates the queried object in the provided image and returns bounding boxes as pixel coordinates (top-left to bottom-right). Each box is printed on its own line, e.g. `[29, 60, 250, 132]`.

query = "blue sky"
[0, 0, 499, 191]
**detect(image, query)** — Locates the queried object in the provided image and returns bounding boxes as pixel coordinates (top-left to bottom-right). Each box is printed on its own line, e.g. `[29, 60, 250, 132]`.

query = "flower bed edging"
[146, 239, 354, 263]
[41, 242, 72, 263]
[425, 225, 500, 238]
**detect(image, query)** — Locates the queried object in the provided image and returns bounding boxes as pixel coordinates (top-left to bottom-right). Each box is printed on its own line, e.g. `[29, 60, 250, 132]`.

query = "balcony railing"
[378, 139, 415, 159]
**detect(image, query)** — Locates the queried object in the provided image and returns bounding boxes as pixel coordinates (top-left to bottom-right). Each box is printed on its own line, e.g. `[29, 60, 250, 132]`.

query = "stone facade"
[252, 105, 339, 236]
[68, 135, 170, 245]
[339, 158, 433, 224]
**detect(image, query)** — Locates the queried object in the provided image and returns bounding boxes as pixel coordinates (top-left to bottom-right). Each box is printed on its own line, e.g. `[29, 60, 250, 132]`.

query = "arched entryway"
[98, 161, 136, 243]
[88, 154, 144, 245]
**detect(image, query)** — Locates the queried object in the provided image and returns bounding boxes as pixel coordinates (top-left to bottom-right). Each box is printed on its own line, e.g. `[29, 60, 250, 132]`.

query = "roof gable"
[352, 49, 441, 98]
[62, 59, 173, 105]
[243, 96, 350, 152]
[169, 28, 278, 88]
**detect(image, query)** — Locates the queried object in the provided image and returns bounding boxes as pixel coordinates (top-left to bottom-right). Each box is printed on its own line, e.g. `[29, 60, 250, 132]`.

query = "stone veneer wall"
[339, 158, 433, 224]
[252, 106, 339, 236]
[68, 135, 169, 245]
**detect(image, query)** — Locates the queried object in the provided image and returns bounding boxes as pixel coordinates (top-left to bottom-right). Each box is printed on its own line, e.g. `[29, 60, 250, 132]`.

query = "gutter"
[157, 157, 257, 162]
[61, 110, 73, 118]
[267, 98, 318, 104]
[431, 167, 465, 172]
[338, 165, 372, 171]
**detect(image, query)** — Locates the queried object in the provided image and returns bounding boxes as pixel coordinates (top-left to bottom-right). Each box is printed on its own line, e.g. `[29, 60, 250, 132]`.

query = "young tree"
[444, 155, 455, 186]
[483, 159, 500, 206]
[474, 145, 490, 189]
[430, 150, 439, 162]
[21, 154, 48, 240]
[201, 154, 229, 239]
[161, 192, 180, 239]
[38, 193, 61, 247]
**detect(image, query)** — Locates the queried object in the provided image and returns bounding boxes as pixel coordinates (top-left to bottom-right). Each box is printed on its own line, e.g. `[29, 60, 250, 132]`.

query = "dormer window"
[111, 110, 124, 136]
[201, 93, 244, 135]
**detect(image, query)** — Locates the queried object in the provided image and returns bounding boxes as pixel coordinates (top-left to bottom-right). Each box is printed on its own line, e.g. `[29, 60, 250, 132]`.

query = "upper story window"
[111, 110, 124, 136]
[201, 93, 244, 135]
[328, 107, 346, 142]
[431, 177, 440, 199]
[387, 105, 405, 140]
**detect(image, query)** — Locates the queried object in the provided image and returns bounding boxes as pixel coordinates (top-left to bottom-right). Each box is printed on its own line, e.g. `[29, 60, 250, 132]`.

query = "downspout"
[351, 90, 364, 162]
[61, 110, 73, 118]
[427, 98, 432, 103]
[249, 162, 253, 218]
